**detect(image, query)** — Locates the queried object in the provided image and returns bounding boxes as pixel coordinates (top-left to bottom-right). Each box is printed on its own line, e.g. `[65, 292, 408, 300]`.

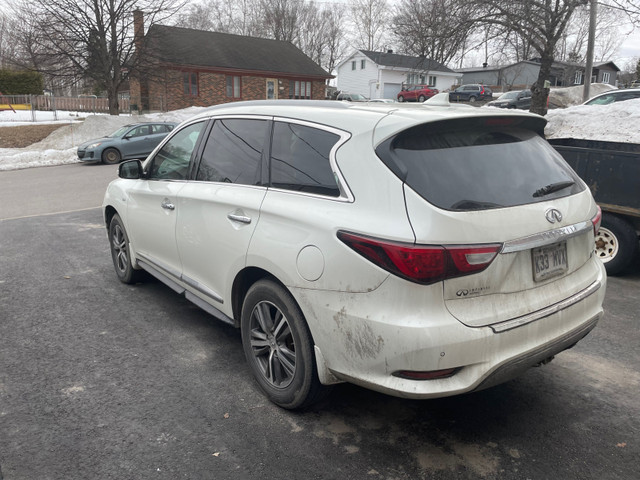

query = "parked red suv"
[397, 85, 439, 102]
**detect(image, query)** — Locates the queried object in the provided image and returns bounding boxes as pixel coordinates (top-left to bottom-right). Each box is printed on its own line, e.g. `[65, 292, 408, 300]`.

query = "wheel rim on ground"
[419, 95, 425, 102]
[249, 301, 296, 388]
[469, 96, 476, 102]
[104, 149, 120, 164]
[111, 223, 129, 274]
[594, 227, 618, 263]
[398, 96, 404, 102]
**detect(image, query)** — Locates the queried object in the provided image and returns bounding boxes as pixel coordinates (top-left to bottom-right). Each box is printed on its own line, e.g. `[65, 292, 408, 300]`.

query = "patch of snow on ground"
[0, 107, 208, 171]
[545, 98, 640, 144]
[548, 83, 615, 108]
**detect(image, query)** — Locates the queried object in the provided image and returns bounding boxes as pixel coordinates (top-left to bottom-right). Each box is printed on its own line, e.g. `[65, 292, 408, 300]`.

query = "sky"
[1, 91, 639, 171]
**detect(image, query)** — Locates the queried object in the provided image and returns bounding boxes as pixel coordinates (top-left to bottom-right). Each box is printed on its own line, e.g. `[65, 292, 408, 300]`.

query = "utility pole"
[583, 0, 597, 102]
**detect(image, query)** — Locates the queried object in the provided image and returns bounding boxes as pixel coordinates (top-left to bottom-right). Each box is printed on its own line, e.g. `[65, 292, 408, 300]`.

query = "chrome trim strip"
[137, 259, 185, 295]
[490, 279, 602, 333]
[181, 274, 224, 304]
[501, 220, 591, 253]
[137, 252, 182, 279]
[185, 292, 235, 326]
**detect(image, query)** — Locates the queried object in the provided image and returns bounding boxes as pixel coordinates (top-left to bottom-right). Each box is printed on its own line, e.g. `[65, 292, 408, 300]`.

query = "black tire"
[398, 95, 405, 102]
[102, 148, 122, 165]
[108, 213, 144, 284]
[418, 95, 426, 102]
[241, 279, 329, 409]
[469, 96, 477, 103]
[594, 214, 639, 275]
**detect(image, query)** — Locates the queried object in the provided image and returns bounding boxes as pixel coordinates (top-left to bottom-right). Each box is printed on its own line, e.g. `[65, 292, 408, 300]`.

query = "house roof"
[145, 25, 331, 79]
[359, 50, 457, 74]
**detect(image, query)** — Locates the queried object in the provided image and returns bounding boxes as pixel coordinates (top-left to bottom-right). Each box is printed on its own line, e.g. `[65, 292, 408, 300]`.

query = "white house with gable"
[336, 50, 463, 99]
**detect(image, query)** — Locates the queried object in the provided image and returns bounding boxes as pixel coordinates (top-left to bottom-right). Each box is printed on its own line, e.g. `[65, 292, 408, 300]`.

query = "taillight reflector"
[591, 205, 602, 235]
[393, 368, 460, 380]
[337, 231, 501, 285]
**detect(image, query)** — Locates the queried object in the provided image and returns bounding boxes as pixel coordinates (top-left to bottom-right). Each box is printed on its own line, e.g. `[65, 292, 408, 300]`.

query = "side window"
[196, 119, 268, 185]
[147, 121, 206, 180]
[270, 122, 341, 197]
[129, 125, 150, 137]
[151, 124, 169, 134]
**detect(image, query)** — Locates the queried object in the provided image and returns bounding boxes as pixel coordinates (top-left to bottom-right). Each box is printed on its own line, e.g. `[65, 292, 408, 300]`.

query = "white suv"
[103, 96, 606, 409]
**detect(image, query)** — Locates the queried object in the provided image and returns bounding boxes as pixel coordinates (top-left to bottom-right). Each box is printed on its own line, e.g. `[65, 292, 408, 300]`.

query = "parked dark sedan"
[486, 89, 532, 109]
[77, 122, 177, 164]
[449, 84, 493, 102]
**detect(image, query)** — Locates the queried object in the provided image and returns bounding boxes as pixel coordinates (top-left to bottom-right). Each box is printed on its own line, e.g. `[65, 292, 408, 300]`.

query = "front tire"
[102, 148, 122, 165]
[594, 214, 639, 275]
[418, 95, 426, 102]
[109, 213, 144, 284]
[241, 279, 328, 409]
[398, 95, 405, 102]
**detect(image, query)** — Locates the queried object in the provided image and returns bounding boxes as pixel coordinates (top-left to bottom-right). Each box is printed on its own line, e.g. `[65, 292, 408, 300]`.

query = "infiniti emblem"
[545, 208, 563, 223]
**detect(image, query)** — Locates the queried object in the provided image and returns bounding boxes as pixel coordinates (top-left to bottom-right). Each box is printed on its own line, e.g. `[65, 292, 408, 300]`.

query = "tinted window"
[196, 119, 268, 185]
[270, 122, 340, 197]
[148, 121, 206, 180]
[129, 125, 151, 137]
[377, 122, 584, 211]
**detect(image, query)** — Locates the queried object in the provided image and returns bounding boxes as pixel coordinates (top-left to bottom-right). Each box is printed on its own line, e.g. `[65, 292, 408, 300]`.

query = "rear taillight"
[591, 205, 602, 235]
[337, 231, 501, 285]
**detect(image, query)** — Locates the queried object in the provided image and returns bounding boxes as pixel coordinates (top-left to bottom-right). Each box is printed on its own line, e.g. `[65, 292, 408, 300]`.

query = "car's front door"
[175, 117, 270, 316]
[125, 121, 208, 281]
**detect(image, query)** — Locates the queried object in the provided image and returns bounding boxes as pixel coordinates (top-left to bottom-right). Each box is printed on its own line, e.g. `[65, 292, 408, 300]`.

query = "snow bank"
[545, 98, 640, 144]
[548, 83, 615, 109]
[0, 107, 208, 171]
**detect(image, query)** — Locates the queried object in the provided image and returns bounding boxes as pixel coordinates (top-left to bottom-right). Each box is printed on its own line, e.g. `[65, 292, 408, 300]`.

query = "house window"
[352, 61, 356, 70]
[183, 72, 198, 96]
[226, 76, 241, 98]
[361, 59, 366, 69]
[428, 75, 437, 87]
[602, 72, 610, 83]
[290, 81, 312, 99]
[574, 71, 583, 85]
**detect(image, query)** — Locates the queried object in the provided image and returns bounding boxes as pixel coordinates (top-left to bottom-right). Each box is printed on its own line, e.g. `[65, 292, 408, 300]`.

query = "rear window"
[376, 120, 584, 211]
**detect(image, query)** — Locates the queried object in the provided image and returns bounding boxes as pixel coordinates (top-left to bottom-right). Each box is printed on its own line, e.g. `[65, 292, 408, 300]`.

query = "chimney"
[133, 9, 144, 53]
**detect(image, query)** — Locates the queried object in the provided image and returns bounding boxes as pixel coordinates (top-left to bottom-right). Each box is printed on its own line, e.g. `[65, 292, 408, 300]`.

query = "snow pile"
[0, 106, 209, 171]
[545, 98, 640, 144]
[548, 83, 616, 108]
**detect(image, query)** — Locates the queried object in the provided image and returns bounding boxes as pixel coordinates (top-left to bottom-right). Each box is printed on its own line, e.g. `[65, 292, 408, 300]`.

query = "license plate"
[532, 242, 568, 282]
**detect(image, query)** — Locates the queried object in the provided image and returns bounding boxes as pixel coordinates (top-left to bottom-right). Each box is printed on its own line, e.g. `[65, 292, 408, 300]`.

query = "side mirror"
[119, 159, 143, 179]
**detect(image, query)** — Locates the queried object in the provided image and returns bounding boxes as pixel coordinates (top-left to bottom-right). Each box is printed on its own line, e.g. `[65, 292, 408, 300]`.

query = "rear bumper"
[291, 259, 606, 399]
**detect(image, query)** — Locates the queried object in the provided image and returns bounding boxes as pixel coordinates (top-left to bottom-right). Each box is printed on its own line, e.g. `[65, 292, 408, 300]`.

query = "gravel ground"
[0, 124, 66, 148]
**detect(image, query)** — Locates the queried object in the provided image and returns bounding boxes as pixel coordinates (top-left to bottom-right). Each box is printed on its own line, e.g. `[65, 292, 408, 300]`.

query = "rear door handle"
[227, 213, 251, 224]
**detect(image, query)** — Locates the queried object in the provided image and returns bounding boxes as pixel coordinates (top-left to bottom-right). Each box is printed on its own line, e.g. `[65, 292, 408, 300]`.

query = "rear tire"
[594, 214, 639, 275]
[469, 96, 477, 103]
[241, 279, 329, 409]
[418, 95, 426, 102]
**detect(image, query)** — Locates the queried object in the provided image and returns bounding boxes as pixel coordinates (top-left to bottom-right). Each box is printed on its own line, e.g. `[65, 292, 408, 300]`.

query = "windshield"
[109, 125, 133, 138]
[500, 91, 519, 99]
[351, 94, 367, 101]
[376, 121, 584, 211]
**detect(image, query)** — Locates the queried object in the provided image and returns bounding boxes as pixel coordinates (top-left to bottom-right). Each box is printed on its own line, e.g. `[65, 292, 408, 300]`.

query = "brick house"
[130, 11, 332, 112]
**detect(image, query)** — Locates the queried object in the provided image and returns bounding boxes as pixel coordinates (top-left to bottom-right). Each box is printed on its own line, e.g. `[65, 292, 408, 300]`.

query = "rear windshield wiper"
[533, 180, 575, 198]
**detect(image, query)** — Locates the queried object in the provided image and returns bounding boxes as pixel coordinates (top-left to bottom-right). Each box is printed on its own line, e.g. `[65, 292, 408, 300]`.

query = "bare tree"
[392, 0, 473, 65]
[349, 0, 389, 51]
[474, 0, 588, 115]
[10, 0, 183, 114]
[556, 3, 624, 63]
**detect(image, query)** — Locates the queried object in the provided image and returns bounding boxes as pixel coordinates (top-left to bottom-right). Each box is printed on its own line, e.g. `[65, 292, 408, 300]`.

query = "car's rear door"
[175, 117, 270, 315]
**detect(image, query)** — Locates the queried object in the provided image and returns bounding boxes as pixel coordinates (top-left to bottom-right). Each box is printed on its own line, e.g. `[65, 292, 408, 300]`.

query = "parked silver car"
[77, 122, 177, 164]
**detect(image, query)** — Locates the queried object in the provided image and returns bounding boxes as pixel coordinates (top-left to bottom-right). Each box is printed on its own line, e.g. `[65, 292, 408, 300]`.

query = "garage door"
[383, 83, 402, 99]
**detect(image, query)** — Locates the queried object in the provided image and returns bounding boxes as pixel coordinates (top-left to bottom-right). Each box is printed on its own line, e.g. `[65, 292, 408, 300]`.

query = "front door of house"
[266, 79, 278, 99]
